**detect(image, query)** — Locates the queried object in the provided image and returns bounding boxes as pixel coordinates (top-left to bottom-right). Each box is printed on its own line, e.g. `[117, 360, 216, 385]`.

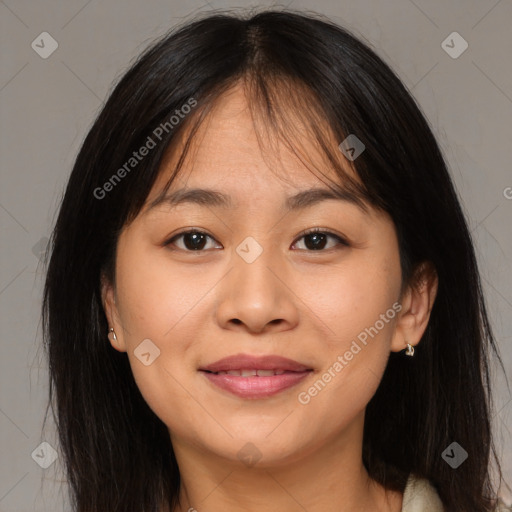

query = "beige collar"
[401, 474, 444, 512]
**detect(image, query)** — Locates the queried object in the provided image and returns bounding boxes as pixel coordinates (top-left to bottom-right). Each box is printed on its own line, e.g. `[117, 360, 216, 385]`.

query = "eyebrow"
[146, 186, 367, 214]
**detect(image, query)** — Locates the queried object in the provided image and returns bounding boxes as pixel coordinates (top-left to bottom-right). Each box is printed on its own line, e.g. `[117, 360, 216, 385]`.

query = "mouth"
[198, 354, 313, 399]
[203, 369, 293, 376]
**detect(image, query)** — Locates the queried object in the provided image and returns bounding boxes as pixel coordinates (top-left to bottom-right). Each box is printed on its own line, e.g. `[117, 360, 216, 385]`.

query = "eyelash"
[164, 227, 349, 252]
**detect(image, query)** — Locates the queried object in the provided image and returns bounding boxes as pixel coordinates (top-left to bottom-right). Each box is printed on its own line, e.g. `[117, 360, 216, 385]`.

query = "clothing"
[401, 474, 511, 512]
[401, 474, 444, 512]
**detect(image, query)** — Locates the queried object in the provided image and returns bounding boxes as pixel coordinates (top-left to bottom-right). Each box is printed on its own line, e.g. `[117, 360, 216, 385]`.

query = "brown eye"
[165, 228, 349, 252]
[292, 228, 349, 251]
[165, 230, 220, 251]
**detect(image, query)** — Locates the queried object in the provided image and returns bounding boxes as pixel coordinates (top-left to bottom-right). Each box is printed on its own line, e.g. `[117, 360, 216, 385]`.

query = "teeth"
[215, 369, 288, 377]
[256, 370, 275, 377]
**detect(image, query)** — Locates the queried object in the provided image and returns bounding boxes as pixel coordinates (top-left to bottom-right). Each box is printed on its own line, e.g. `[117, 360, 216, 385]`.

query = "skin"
[102, 82, 438, 512]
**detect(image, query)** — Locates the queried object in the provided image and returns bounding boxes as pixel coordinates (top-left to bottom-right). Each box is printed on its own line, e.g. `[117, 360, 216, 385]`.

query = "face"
[102, 83, 416, 468]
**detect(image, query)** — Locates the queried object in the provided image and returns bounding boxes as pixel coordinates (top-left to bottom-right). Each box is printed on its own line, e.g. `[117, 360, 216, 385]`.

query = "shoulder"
[401, 474, 444, 512]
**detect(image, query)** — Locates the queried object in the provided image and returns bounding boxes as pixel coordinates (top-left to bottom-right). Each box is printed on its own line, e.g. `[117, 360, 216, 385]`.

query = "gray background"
[1, 0, 511, 510]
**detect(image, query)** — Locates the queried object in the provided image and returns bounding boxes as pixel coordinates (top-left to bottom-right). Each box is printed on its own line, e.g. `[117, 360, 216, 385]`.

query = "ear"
[391, 261, 438, 353]
[100, 273, 127, 352]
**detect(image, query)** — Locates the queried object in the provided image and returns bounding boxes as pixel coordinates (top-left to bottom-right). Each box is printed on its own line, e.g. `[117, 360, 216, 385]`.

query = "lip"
[199, 353, 313, 399]
[199, 353, 312, 373]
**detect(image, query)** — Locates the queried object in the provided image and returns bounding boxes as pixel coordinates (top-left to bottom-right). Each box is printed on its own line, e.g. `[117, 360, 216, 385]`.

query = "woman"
[42, 9, 507, 512]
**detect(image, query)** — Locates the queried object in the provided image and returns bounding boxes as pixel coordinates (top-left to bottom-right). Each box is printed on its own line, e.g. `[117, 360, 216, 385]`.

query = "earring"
[405, 343, 415, 357]
[109, 327, 117, 341]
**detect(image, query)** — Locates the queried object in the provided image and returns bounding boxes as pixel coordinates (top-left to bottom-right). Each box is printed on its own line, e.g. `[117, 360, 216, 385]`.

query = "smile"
[198, 353, 314, 399]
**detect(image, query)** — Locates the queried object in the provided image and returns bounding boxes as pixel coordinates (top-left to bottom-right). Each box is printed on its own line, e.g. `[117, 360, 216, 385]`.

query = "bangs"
[140, 72, 377, 224]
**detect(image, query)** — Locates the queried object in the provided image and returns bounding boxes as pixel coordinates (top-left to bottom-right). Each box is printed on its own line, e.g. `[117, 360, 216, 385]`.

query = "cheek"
[298, 296, 397, 436]
[313, 252, 400, 346]
[112, 244, 207, 432]
[304, 251, 400, 412]
[114, 242, 206, 339]
[112, 241, 212, 388]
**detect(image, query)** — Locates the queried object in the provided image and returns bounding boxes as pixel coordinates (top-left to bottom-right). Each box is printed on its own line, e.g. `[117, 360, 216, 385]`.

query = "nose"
[215, 241, 299, 334]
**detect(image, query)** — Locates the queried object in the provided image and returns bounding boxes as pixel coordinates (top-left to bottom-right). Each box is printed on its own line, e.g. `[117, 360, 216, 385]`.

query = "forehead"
[147, 81, 364, 208]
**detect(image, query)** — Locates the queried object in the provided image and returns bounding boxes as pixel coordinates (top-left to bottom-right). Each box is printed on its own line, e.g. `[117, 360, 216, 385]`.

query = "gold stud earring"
[108, 327, 117, 341]
[405, 343, 415, 357]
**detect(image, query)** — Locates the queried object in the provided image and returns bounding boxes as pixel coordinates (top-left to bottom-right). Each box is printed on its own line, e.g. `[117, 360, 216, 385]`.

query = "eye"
[165, 230, 220, 251]
[164, 227, 349, 252]
[292, 227, 349, 251]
